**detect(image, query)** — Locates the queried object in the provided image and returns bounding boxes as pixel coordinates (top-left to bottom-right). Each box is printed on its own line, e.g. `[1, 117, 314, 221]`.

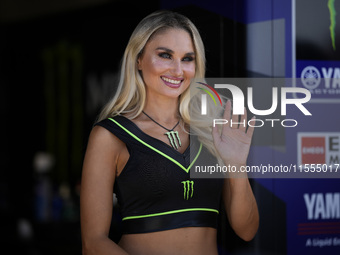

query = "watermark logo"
[213, 84, 311, 116]
[196, 82, 222, 115]
[194, 79, 312, 128]
[198, 82, 311, 116]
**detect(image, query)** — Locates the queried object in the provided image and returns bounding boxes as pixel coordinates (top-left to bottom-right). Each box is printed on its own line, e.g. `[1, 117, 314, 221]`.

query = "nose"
[170, 59, 183, 77]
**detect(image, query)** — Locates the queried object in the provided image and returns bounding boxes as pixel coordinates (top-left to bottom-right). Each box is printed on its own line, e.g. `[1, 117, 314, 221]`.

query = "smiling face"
[137, 28, 196, 101]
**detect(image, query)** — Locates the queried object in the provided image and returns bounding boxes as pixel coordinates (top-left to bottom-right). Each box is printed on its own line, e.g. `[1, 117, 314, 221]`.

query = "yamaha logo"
[301, 66, 321, 89]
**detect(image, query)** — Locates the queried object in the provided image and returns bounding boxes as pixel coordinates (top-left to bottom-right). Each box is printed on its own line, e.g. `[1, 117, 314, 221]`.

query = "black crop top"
[96, 116, 224, 234]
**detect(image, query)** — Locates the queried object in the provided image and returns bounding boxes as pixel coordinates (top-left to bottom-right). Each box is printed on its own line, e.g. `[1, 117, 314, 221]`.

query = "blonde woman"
[80, 10, 259, 255]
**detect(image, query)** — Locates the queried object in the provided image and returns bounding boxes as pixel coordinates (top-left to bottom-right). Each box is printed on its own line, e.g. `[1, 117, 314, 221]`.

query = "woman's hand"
[213, 100, 259, 241]
[212, 100, 255, 167]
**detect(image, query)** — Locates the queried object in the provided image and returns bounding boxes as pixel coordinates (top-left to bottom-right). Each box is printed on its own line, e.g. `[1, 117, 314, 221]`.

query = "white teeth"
[161, 77, 181, 84]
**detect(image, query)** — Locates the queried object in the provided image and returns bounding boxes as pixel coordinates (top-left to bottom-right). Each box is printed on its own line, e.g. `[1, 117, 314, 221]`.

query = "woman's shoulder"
[94, 116, 130, 136]
[95, 115, 124, 128]
[89, 120, 126, 153]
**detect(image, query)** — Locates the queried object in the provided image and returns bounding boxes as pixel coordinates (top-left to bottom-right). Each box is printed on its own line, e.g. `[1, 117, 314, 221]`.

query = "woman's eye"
[159, 53, 171, 59]
[182, 56, 194, 62]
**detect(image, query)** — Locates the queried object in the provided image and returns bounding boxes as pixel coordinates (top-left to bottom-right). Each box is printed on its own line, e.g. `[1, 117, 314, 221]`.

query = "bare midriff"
[118, 227, 218, 255]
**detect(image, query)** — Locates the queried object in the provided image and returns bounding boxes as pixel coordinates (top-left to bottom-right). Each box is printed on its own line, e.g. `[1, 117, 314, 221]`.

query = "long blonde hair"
[98, 10, 223, 159]
[98, 10, 205, 121]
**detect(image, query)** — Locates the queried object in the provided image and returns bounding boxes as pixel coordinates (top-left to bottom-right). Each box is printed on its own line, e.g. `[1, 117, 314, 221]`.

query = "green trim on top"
[122, 208, 219, 221]
[108, 118, 202, 173]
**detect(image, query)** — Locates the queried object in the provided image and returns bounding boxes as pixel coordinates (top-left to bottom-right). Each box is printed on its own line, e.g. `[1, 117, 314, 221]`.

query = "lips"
[161, 76, 183, 88]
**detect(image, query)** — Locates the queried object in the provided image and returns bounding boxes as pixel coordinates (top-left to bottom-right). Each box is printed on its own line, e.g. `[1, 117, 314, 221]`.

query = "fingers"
[223, 100, 246, 131]
[221, 99, 255, 137]
[231, 111, 239, 130]
[238, 107, 247, 132]
[223, 100, 232, 120]
[212, 124, 220, 145]
[246, 116, 256, 138]
[221, 100, 231, 134]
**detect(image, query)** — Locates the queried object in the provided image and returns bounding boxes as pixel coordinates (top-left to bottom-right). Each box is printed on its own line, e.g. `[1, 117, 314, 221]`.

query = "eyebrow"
[156, 47, 195, 56]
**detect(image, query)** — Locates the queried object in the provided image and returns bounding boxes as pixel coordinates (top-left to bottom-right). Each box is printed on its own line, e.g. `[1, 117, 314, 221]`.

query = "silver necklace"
[142, 111, 181, 150]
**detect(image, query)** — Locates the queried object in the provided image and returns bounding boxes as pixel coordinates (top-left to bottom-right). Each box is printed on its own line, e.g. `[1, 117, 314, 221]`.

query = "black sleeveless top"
[96, 116, 224, 234]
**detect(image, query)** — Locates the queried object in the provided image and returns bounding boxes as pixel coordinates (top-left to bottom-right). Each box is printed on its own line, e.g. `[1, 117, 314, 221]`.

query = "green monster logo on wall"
[328, 0, 337, 50]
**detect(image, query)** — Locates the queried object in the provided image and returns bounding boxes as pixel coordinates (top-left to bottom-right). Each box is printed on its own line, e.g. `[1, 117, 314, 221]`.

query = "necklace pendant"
[165, 131, 182, 150]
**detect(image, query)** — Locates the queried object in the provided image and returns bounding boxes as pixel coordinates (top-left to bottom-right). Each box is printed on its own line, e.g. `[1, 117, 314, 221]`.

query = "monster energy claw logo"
[181, 180, 194, 200]
[166, 131, 181, 149]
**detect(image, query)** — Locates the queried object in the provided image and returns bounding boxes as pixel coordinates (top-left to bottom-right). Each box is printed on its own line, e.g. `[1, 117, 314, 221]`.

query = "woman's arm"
[222, 172, 259, 241]
[212, 100, 259, 241]
[80, 125, 129, 255]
